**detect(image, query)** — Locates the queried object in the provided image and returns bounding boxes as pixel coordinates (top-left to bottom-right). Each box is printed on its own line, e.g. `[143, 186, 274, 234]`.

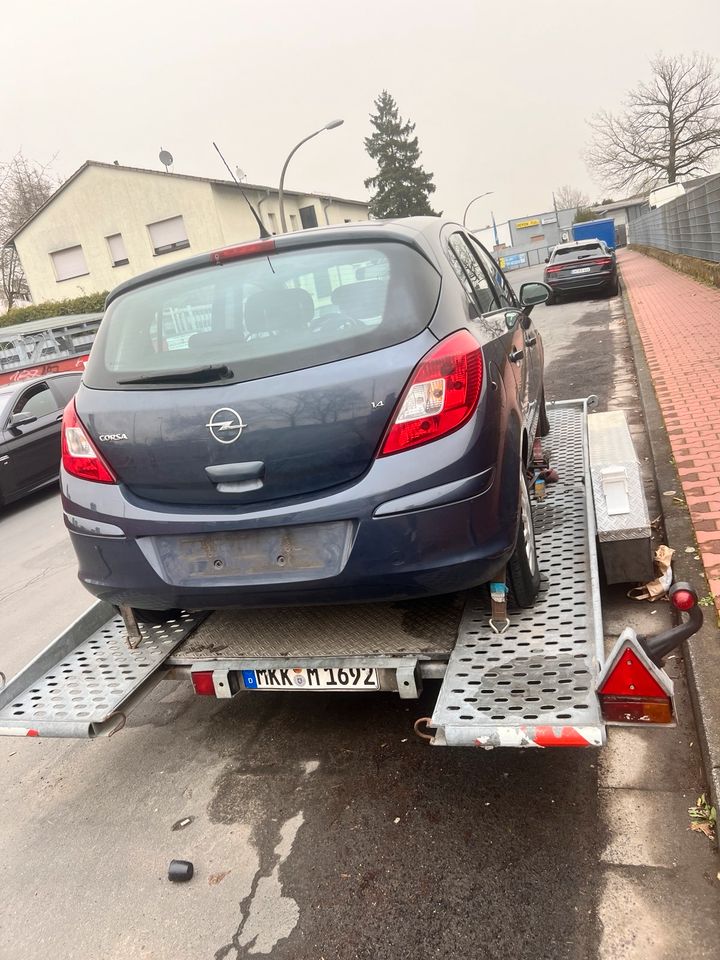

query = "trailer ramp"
[0, 604, 201, 737]
[430, 399, 606, 747]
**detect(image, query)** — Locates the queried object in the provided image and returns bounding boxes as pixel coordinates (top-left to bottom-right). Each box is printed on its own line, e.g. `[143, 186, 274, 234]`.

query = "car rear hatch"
[79, 237, 442, 507]
[546, 243, 613, 283]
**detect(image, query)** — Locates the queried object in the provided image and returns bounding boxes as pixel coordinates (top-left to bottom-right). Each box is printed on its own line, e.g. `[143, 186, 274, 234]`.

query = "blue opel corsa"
[60, 218, 550, 621]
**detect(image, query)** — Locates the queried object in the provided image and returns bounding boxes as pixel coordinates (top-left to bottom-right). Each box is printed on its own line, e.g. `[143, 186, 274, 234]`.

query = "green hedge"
[0, 291, 108, 328]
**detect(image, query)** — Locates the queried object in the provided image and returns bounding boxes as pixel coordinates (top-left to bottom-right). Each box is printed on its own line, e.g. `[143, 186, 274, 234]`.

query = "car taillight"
[379, 330, 483, 456]
[61, 400, 117, 484]
[545, 264, 564, 273]
[211, 238, 275, 264]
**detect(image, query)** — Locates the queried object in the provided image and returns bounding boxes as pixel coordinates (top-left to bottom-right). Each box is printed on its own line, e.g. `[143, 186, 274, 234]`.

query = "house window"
[267, 212, 278, 235]
[147, 215, 190, 256]
[299, 205, 319, 229]
[289, 214, 299, 232]
[50, 245, 89, 282]
[106, 233, 129, 267]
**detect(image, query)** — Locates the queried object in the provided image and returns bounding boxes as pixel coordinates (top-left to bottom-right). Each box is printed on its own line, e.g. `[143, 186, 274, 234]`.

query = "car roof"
[105, 217, 453, 306]
[0, 371, 81, 395]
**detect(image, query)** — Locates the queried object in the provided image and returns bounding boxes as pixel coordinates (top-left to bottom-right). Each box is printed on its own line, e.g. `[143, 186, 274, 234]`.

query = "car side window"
[466, 235, 517, 308]
[12, 382, 58, 421]
[447, 234, 499, 314]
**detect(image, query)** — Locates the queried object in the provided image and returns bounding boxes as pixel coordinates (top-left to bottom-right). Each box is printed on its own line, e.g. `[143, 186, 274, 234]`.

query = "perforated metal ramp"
[0, 603, 202, 737]
[430, 399, 606, 748]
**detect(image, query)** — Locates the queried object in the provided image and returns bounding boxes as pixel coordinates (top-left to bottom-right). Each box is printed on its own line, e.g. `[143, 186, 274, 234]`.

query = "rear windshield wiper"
[117, 364, 234, 385]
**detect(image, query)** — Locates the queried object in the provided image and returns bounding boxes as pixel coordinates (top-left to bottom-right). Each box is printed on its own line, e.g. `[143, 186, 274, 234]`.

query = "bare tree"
[554, 185, 590, 210]
[0, 153, 58, 310]
[586, 53, 720, 194]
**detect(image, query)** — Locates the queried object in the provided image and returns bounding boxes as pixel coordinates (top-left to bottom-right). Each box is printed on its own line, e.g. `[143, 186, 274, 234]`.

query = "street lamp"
[462, 191, 494, 228]
[278, 119, 344, 232]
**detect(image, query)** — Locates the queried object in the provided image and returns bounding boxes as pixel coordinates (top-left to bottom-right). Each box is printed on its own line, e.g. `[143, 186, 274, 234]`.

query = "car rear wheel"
[608, 276, 619, 297]
[507, 465, 541, 608]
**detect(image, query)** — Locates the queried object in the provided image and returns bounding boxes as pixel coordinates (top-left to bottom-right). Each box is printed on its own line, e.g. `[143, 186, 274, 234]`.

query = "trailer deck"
[2, 396, 695, 745]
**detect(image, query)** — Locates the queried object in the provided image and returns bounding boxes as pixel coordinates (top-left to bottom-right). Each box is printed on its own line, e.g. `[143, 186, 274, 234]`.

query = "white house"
[7, 162, 369, 303]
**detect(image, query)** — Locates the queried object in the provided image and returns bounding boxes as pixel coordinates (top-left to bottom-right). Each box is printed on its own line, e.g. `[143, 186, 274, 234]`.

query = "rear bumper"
[65, 477, 513, 608]
[545, 271, 616, 295]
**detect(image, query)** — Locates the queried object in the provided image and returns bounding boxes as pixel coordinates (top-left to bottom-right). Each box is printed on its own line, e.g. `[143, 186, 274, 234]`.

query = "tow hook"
[637, 582, 703, 666]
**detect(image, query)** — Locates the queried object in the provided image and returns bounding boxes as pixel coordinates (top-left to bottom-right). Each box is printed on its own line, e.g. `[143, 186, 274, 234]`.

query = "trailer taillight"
[191, 671, 215, 696]
[61, 400, 117, 484]
[597, 635, 674, 725]
[379, 330, 483, 456]
[670, 587, 696, 611]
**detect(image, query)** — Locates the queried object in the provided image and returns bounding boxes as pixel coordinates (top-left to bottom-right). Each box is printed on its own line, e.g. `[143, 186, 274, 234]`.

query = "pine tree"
[364, 91, 438, 219]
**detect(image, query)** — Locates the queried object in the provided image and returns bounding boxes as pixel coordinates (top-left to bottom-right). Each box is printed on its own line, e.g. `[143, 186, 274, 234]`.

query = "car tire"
[507, 465, 541, 609]
[609, 277, 619, 297]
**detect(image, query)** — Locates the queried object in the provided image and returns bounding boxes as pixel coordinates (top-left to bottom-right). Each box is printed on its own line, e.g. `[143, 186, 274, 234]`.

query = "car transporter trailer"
[0, 398, 704, 747]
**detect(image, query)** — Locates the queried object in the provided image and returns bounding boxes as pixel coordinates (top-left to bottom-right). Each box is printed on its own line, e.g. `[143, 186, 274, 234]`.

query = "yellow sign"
[515, 218, 541, 229]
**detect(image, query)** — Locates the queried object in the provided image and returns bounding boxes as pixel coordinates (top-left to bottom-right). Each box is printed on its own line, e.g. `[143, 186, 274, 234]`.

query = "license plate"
[571, 266, 592, 275]
[242, 666, 379, 691]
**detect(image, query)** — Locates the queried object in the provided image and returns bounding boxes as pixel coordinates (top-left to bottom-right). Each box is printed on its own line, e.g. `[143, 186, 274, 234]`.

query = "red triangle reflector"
[598, 645, 667, 698]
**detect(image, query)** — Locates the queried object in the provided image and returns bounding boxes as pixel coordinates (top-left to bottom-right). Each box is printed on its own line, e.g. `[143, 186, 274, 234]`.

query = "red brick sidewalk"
[619, 249, 720, 614]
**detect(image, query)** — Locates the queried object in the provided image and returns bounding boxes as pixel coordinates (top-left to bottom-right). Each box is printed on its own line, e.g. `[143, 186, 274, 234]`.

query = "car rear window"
[84, 242, 441, 389]
[551, 243, 604, 262]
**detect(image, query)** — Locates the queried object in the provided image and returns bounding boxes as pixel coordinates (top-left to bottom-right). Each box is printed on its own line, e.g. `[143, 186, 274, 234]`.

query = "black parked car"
[60, 218, 553, 616]
[0, 373, 81, 506]
[543, 239, 618, 303]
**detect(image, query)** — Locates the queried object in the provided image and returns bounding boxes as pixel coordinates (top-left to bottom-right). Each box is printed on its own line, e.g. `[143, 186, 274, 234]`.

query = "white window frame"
[267, 212, 278, 235]
[289, 214, 299, 232]
[147, 215, 190, 256]
[50, 245, 89, 283]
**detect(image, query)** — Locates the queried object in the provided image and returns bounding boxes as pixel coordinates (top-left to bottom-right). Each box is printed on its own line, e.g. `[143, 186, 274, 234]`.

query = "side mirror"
[519, 281, 552, 314]
[544, 257, 549, 264]
[9, 411, 38, 429]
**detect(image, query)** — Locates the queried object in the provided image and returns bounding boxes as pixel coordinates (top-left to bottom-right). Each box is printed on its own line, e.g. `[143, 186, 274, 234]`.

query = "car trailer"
[0, 398, 703, 745]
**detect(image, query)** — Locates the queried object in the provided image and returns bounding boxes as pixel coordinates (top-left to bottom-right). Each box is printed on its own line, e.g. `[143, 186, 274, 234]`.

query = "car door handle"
[509, 348, 524, 364]
[524, 335, 537, 347]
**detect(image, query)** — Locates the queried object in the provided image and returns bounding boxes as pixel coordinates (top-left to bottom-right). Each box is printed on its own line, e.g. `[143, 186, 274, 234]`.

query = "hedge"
[0, 291, 108, 328]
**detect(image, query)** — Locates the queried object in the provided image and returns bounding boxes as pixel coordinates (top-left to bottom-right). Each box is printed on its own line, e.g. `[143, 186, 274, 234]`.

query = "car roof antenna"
[212, 141, 271, 240]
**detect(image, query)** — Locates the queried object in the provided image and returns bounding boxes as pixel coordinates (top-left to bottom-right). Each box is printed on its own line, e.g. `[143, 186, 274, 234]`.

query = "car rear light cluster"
[61, 400, 117, 484]
[546, 257, 613, 273]
[380, 330, 483, 456]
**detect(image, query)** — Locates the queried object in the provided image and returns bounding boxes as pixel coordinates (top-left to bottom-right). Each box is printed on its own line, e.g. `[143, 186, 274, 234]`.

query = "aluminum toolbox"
[588, 411, 654, 585]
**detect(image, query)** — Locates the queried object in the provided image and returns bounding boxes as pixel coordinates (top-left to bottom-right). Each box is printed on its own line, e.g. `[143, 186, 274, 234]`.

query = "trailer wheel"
[507, 466, 541, 608]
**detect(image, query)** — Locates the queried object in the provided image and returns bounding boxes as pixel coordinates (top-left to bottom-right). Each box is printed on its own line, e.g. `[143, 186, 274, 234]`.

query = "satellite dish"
[235, 167, 247, 183]
[159, 148, 174, 172]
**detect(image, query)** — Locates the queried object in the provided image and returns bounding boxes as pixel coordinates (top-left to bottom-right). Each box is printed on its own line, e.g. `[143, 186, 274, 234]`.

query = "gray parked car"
[60, 218, 551, 620]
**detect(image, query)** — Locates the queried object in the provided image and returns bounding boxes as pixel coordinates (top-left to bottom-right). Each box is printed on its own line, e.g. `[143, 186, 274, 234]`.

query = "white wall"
[15, 166, 228, 302]
[15, 165, 369, 303]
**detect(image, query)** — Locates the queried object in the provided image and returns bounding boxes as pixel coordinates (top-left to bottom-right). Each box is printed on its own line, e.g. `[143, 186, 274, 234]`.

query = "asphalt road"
[1, 270, 718, 960]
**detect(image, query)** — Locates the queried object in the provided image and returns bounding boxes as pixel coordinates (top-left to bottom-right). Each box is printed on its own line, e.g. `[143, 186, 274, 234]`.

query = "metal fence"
[629, 175, 720, 262]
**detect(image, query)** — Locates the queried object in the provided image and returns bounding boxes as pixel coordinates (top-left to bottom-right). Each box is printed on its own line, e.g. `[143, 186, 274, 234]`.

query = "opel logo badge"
[206, 408, 246, 444]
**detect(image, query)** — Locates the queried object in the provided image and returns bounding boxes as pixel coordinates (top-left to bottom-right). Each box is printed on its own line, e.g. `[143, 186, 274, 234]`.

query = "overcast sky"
[4, 0, 720, 229]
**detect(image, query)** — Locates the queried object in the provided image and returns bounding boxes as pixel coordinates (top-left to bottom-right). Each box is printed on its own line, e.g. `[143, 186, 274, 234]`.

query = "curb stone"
[619, 267, 720, 827]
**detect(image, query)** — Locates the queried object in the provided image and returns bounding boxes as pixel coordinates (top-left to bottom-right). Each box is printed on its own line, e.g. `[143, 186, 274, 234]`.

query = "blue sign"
[499, 253, 528, 270]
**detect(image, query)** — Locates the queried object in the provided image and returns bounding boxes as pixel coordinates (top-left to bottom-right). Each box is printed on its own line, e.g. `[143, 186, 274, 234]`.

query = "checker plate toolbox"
[0, 398, 701, 743]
